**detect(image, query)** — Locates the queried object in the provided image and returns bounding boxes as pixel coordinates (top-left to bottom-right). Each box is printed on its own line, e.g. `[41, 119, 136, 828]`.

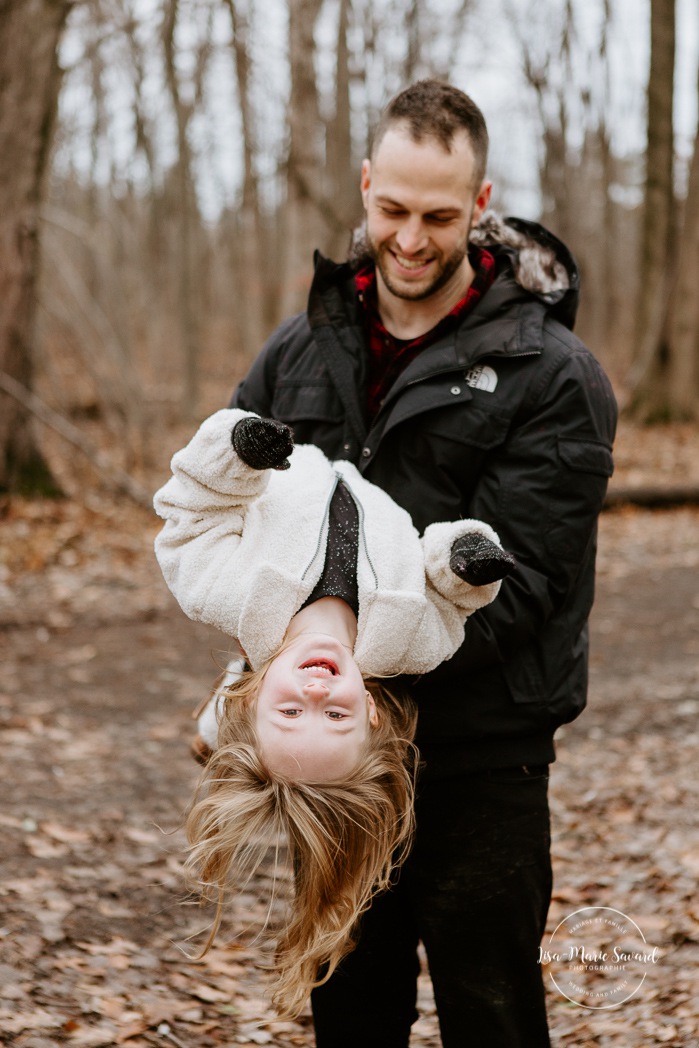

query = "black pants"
[311, 765, 552, 1048]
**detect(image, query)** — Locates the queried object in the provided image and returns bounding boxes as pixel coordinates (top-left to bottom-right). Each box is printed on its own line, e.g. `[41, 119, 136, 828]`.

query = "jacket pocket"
[271, 382, 344, 423]
[386, 384, 510, 451]
[557, 436, 614, 477]
[545, 437, 613, 567]
[392, 402, 511, 481]
[270, 383, 349, 451]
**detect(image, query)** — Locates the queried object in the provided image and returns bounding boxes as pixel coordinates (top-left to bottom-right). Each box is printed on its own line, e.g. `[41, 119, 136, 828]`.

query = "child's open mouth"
[299, 659, 338, 676]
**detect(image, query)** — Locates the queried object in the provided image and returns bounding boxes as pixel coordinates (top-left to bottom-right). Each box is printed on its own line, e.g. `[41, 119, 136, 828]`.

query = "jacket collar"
[309, 253, 547, 376]
[306, 213, 580, 394]
[307, 252, 369, 446]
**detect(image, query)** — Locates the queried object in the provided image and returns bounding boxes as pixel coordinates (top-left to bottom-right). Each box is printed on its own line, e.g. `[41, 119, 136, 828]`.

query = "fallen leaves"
[1, 421, 699, 1047]
[0, 493, 170, 631]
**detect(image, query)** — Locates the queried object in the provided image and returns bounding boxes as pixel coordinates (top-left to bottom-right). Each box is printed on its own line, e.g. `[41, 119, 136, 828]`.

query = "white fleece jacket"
[153, 409, 503, 677]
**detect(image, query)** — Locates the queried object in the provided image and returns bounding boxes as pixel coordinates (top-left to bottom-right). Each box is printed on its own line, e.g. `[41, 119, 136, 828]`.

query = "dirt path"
[1, 504, 698, 1047]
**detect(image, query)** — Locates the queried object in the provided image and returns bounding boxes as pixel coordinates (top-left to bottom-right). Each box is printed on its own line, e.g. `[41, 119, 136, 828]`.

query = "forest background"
[1, 0, 699, 496]
[1, 1, 699, 1047]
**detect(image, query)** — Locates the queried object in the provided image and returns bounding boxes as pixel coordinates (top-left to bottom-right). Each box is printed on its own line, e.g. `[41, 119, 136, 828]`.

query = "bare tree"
[325, 0, 361, 259]
[162, 0, 203, 417]
[403, 0, 422, 84]
[665, 68, 699, 418]
[223, 0, 268, 355]
[441, 0, 477, 81]
[514, 0, 579, 245]
[280, 0, 327, 315]
[507, 0, 625, 368]
[626, 0, 676, 412]
[0, 0, 72, 494]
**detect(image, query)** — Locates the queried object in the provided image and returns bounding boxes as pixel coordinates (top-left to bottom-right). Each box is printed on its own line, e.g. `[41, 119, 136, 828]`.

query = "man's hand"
[231, 416, 294, 470]
[450, 533, 516, 586]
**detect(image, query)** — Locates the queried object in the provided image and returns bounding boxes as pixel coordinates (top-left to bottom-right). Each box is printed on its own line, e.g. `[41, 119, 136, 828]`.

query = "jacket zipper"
[300, 474, 340, 581]
[300, 471, 380, 592]
[351, 484, 379, 590]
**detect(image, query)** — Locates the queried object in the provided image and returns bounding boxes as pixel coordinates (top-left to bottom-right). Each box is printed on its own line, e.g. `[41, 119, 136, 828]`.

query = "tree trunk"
[665, 70, 699, 418]
[224, 0, 267, 356]
[162, 0, 200, 419]
[0, 0, 71, 494]
[281, 0, 326, 317]
[325, 0, 360, 260]
[626, 0, 676, 411]
[403, 0, 421, 84]
[517, 2, 577, 247]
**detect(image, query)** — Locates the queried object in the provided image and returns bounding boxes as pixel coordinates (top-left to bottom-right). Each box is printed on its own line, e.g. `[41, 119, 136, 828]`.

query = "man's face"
[360, 124, 491, 303]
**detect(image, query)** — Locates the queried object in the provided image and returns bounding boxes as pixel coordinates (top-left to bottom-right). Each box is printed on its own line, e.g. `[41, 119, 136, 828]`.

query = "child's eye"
[281, 708, 302, 717]
[326, 711, 346, 720]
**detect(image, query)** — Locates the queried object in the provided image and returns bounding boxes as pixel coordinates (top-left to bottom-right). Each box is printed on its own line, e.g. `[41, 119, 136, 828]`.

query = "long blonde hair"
[185, 663, 417, 1018]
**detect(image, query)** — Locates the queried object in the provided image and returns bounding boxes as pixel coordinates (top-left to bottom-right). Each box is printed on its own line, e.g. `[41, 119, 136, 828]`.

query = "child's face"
[254, 635, 378, 781]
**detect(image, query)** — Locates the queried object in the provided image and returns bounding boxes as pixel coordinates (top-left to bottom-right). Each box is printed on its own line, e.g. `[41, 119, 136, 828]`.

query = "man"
[230, 80, 617, 1047]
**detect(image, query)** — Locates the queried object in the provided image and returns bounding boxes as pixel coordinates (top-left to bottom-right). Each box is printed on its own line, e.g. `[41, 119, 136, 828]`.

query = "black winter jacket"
[232, 215, 618, 775]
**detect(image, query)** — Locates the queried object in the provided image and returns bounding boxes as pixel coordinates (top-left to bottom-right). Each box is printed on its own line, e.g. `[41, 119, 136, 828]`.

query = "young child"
[153, 408, 514, 1016]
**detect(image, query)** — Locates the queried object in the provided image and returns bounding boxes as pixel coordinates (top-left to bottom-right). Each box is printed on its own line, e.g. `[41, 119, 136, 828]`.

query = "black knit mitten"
[450, 533, 516, 586]
[231, 417, 294, 470]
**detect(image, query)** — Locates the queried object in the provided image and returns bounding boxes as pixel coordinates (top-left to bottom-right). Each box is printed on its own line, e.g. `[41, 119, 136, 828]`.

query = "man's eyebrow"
[374, 194, 405, 207]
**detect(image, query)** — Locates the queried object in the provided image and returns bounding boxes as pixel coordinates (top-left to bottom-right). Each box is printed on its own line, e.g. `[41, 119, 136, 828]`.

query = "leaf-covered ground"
[1, 420, 698, 1047]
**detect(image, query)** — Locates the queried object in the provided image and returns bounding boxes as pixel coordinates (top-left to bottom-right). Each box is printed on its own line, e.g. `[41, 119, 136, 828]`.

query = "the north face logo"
[464, 365, 498, 392]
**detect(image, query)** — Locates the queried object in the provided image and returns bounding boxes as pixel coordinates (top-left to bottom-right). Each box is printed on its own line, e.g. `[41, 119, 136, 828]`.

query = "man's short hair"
[370, 79, 489, 187]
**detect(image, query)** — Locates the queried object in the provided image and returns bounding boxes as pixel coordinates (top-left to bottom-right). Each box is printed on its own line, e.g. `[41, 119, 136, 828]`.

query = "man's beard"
[351, 223, 470, 302]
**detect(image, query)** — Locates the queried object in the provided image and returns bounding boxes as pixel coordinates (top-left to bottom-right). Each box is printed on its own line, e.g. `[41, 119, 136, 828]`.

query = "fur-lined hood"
[469, 212, 579, 330]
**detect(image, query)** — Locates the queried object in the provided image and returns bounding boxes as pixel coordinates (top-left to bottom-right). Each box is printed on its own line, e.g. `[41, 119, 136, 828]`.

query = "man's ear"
[360, 159, 371, 209]
[471, 179, 492, 227]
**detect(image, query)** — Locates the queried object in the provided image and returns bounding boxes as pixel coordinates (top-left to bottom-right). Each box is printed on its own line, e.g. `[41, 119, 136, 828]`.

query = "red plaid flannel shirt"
[355, 246, 496, 420]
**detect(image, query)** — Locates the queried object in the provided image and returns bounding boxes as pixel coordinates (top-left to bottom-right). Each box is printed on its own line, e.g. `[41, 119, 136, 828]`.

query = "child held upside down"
[153, 408, 514, 1017]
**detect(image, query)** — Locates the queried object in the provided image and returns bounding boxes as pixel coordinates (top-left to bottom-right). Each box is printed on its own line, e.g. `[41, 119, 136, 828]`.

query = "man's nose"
[395, 217, 427, 255]
[303, 680, 331, 699]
